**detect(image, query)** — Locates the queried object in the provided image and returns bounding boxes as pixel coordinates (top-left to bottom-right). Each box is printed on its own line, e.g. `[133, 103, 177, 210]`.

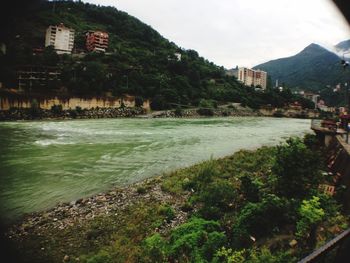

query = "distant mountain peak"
[299, 43, 326, 54]
[253, 42, 345, 91]
[335, 39, 350, 53]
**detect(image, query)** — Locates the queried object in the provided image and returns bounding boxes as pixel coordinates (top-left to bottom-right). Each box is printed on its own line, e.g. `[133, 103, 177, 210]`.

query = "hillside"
[254, 43, 349, 92]
[0, 0, 314, 110]
[0, 0, 241, 109]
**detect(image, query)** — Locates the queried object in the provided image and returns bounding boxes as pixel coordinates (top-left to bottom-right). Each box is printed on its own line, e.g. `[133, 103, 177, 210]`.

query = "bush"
[273, 110, 284, 117]
[75, 106, 83, 113]
[159, 204, 175, 222]
[168, 217, 226, 262]
[30, 99, 40, 117]
[296, 196, 325, 246]
[50, 104, 63, 115]
[142, 234, 167, 263]
[135, 96, 144, 107]
[137, 186, 147, 194]
[197, 108, 214, 116]
[232, 195, 290, 247]
[273, 138, 322, 199]
[192, 160, 219, 191]
[86, 250, 113, 263]
[174, 106, 182, 117]
[198, 180, 238, 220]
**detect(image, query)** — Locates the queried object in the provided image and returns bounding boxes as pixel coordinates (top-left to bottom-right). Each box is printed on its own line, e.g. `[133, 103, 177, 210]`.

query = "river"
[0, 117, 311, 222]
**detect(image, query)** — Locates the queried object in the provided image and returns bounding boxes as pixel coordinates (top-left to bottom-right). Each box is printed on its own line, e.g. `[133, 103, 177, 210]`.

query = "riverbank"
[3, 136, 348, 263]
[0, 106, 262, 121]
[0, 105, 318, 121]
[0, 107, 147, 121]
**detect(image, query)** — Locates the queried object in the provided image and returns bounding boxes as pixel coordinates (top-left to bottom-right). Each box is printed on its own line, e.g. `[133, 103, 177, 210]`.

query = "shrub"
[86, 250, 113, 263]
[273, 138, 322, 199]
[197, 107, 214, 116]
[296, 196, 325, 243]
[135, 96, 144, 107]
[168, 217, 226, 262]
[174, 106, 182, 117]
[159, 204, 175, 222]
[50, 104, 63, 115]
[75, 106, 83, 113]
[137, 186, 147, 194]
[198, 180, 238, 220]
[142, 234, 167, 263]
[30, 99, 40, 117]
[273, 110, 284, 117]
[232, 195, 289, 247]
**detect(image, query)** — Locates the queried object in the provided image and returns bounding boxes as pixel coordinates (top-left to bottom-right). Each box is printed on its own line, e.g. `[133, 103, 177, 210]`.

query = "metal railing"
[298, 228, 350, 263]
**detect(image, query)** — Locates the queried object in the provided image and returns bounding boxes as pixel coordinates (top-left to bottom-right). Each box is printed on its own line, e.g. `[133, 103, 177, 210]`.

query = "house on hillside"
[86, 31, 109, 53]
[45, 23, 75, 54]
[228, 66, 267, 89]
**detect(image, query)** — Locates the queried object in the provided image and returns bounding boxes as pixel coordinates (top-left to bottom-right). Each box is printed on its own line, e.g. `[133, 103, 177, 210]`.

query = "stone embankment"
[326, 135, 350, 211]
[149, 107, 262, 118]
[0, 107, 146, 121]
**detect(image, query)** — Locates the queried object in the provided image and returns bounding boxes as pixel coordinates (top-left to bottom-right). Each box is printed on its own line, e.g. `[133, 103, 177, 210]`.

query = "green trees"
[296, 196, 325, 247]
[273, 138, 322, 199]
[143, 217, 226, 263]
[231, 195, 289, 247]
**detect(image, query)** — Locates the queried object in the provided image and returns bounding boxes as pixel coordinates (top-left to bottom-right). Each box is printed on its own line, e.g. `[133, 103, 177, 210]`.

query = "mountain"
[0, 0, 244, 109]
[0, 0, 316, 110]
[335, 39, 350, 53]
[253, 43, 348, 92]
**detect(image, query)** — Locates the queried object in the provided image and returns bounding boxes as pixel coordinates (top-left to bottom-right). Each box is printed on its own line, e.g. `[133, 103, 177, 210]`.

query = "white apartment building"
[45, 24, 75, 54]
[230, 67, 267, 89]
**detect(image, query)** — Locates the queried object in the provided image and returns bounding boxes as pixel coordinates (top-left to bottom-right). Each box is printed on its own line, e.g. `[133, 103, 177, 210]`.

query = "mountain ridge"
[253, 41, 348, 92]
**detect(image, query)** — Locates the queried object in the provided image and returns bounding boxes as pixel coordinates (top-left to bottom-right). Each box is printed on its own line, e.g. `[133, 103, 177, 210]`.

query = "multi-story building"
[17, 66, 61, 90]
[229, 67, 267, 89]
[86, 31, 109, 53]
[45, 24, 75, 54]
[303, 92, 320, 109]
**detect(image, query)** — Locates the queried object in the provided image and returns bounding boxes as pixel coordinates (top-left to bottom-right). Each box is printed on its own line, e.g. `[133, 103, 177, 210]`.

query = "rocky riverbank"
[148, 107, 262, 118]
[4, 175, 193, 262]
[0, 107, 146, 121]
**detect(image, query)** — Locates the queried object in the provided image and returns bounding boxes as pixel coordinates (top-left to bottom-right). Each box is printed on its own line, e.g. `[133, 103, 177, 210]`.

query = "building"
[303, 92, 320, 109]
[17, 66, 61, 90]
[229, 67, 267, 89]
[86, 31, 109, 53]
[45, 24, 75, 54]
[174, 52, 182, 61]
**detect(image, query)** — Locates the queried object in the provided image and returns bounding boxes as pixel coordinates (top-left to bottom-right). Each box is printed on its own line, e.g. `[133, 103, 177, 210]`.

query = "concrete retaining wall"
[0, 96, 150, 111]
[326, 136, 350, 211]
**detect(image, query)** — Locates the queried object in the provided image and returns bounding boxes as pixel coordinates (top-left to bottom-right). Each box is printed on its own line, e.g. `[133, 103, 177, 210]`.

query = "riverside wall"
[259, 107, 319, 118]
[326, 135, 350, 211]
[0, 95, 150, 111]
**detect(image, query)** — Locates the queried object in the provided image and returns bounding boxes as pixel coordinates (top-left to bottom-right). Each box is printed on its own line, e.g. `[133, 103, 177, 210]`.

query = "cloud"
[83, 0, 350, 68]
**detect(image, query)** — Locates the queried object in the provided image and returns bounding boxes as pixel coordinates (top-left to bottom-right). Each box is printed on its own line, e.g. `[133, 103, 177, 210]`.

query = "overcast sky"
[83, 0, 350, 68]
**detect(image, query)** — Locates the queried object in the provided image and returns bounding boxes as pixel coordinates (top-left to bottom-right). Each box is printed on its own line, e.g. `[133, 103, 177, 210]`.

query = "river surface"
[0, 117, 311, 222]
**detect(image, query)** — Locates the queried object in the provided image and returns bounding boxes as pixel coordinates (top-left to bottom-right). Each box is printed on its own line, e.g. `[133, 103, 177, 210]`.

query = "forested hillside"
[254, 43, 349, 93]
[0, 0, 313, 110]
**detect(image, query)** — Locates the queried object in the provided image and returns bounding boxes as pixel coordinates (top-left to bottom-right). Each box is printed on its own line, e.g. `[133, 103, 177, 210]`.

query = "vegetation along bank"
[3, 134, 348, 263]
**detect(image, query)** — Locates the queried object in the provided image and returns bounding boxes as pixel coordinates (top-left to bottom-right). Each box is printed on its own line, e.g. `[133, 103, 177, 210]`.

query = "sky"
[83, 0, 350, 68]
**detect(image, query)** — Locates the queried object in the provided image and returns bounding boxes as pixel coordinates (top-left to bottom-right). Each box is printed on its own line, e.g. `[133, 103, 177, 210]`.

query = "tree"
[296, 196, 325, 248]
[232, 195, 289, 248]
[273, 138, 322, 199]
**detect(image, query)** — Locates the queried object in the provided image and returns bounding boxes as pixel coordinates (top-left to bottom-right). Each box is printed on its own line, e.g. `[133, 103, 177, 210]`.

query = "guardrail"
[298, 228, 350, 263]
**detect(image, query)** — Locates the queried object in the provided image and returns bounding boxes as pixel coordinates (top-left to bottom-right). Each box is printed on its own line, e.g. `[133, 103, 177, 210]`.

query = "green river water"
[0, 117, 311, 222]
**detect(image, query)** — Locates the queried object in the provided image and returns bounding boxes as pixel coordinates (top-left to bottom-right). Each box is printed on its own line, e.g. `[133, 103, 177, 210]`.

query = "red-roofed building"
[86, 31, 109, 53]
